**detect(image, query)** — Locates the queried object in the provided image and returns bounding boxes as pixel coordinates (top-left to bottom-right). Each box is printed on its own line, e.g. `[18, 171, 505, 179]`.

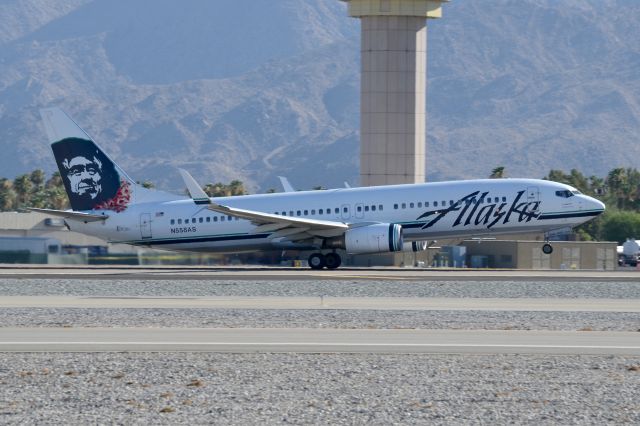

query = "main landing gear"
[308, 252, 342, 270]
[542, 243, 554, 255]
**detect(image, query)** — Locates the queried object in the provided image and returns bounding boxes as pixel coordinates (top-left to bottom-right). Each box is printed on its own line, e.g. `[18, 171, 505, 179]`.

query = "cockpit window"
[555, 190, 574, 198]
[571, 190, 581, 195]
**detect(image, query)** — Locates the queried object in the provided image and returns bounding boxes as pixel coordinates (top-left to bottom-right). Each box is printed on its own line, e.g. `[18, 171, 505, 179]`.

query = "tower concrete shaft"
[341, 0, 449, 186]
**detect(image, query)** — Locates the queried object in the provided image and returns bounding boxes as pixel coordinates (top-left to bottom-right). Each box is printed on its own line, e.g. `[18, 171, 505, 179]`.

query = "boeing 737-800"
[30, 108, 605, 269]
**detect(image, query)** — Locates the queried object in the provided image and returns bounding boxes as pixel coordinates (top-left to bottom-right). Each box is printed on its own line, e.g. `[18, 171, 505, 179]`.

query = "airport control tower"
[340, 0, 449, 186]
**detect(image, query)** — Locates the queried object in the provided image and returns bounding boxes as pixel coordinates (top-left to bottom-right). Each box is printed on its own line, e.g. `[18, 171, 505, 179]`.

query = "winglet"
[278, 176, 295, 193]
[178, 169, 211, 205]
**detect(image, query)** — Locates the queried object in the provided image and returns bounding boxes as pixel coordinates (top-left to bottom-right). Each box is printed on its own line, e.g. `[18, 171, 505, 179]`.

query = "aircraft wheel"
[542, 243, 553, 255]
[324, 252, 342, 269]
[308, 253, 326, 270]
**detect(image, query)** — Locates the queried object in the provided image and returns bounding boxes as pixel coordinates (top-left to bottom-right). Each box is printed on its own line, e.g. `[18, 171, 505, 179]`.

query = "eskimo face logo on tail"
[51, 138, 131, 212]
[417, 190, 541, 230]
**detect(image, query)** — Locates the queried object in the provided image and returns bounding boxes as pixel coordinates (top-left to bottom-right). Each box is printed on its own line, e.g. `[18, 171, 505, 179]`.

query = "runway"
[1, 295, 639, 312]
[0, 264, 638, 281]
[1, 328, 639, 355]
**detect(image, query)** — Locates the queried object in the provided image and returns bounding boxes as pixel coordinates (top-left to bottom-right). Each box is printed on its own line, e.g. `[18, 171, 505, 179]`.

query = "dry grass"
[159, 406, 175, 413]
[187, 379, 205, 387]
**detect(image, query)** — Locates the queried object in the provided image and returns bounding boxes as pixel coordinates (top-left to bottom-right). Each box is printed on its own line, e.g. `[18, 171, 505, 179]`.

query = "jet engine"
[324, 223, 403, 254]
[403, 241, 428, 252]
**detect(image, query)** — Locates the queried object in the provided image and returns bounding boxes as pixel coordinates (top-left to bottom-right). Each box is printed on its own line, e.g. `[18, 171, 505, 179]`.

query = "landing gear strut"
[308, 252, 342, 270]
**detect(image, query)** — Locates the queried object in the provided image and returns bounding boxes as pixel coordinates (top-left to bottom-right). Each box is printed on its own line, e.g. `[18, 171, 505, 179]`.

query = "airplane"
[30, 108, 605, 269]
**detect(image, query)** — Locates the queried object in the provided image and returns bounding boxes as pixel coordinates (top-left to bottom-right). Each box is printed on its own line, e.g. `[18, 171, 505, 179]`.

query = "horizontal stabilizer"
[178, 169, 211, 205]
[27, 208, 109, 222]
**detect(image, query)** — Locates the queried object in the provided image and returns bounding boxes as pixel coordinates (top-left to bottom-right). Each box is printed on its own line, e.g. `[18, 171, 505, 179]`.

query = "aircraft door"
[341, 204, 351, 220]
[355, 203, 364, 219]
[140, 213, 152, 239]
[526, 186, 540, 213]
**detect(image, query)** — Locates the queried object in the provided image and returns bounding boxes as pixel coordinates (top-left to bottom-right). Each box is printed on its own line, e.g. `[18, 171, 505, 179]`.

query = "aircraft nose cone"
[589, 197, 605, 214]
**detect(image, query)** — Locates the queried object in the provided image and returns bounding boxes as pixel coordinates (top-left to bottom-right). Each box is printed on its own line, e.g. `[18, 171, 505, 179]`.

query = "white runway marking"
[1, 296, 638, 312]
[1, 328, 638, 355]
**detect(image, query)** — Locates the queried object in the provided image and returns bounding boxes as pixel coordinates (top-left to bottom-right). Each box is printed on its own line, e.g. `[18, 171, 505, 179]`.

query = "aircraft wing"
[207, 202, 347, 235]
[27, 208, 109, 222]
[179, 168, 347, 241]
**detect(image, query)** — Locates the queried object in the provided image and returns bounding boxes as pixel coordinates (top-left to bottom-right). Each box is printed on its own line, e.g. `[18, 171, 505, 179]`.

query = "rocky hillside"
[0, 0, 638, 192]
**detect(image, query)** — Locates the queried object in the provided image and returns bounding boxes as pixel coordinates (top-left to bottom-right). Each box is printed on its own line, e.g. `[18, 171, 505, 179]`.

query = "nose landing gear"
[542, 243, 553, 255]
[308, 252, 342, 270]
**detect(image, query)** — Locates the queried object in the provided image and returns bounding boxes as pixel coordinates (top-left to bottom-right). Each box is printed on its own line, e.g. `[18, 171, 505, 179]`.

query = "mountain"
[0, 0, 639, 192]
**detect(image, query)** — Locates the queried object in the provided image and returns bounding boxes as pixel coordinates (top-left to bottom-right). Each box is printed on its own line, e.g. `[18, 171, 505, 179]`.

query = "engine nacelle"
[343, 223, 403, 254]
[403, 241, 428, 252]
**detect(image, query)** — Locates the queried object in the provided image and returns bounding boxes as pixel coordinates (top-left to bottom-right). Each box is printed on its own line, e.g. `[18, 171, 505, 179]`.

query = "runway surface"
[1, 328, 639, 355]
[0, 264, 638, 281]
[1, 295, 639, 312]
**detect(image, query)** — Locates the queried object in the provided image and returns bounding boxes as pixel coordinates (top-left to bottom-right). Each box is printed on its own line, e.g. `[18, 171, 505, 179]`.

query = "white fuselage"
[68, 178, 604, 253]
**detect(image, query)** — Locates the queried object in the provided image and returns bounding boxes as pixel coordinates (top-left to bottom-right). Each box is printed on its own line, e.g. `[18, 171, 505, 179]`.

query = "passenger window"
[357, 206, 362, 212]
[442, 201, 446, 206]
[410, 202, 414, 208]
[170, 219, 175, 225]
[365, 206, 370, 212]
[502, 197, 507, 203]
[304, 210, 308, 215]
[289, 211, 294, 216]
[379, 205, 383, 211]
[371, 205, 376, 212]
[343, 207, 348, 213]
[394, 204, 398, 209]
[319, 209, 323, 214]
[434, 201, 438, 207]
[335, 208, 339, 214]
[191, 218, 196, 224]
[228, 216, 232, 221]
[418, 202, 422, 208]
[402, 203, 406, 209]
[311, 210, 315, 215]
[177, 219, 182, 225]
[221, 216, 225, 222]
[214, 217, 218, 222]
[449, 200, 454, 206]
[206, 217, 210, 223]
[425, 202, 429, 207]
[297, 211, 301, 216]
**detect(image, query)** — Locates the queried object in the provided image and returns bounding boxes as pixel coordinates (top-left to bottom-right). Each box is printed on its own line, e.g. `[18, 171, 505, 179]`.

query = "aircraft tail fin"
[40, 108, 178, 212]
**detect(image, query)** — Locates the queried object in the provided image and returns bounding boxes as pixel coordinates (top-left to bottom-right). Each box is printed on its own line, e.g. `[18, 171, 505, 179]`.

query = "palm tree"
[0, 179, 16, 211]
[490, 166, 506, 179]
[13, 174, 33, 207]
